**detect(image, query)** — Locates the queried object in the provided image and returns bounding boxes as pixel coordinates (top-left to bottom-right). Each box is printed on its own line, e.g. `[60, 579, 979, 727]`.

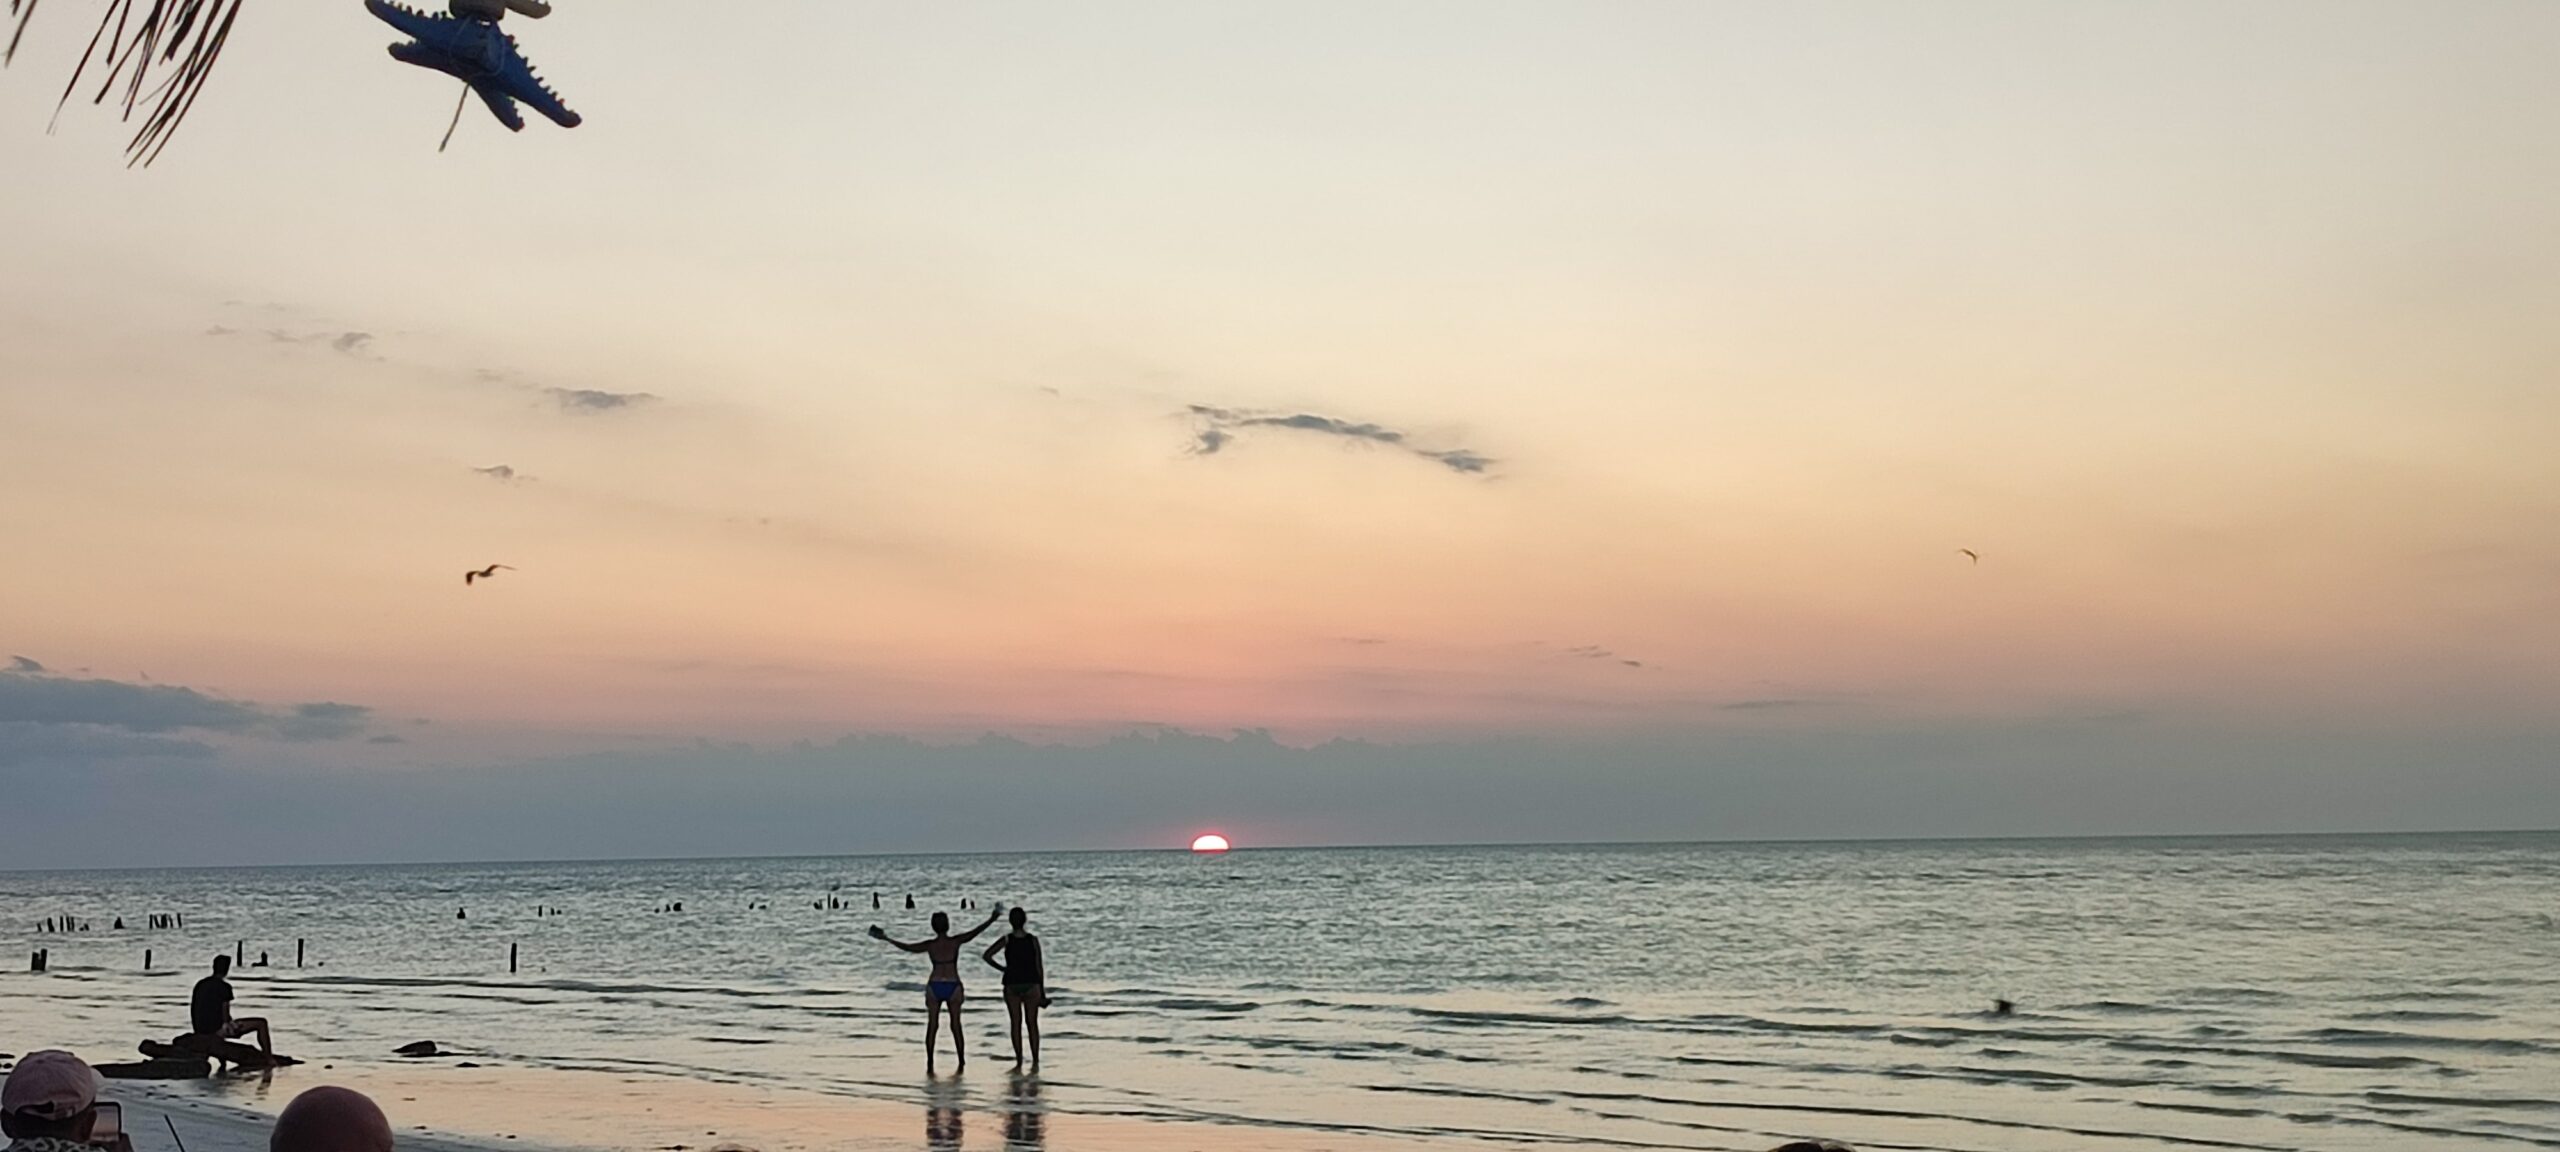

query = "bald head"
[271, 1088, 393, 1152]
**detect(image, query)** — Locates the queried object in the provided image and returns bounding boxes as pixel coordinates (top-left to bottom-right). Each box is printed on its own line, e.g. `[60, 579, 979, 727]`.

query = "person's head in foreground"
[931, 911, 951, 936]
[2, 1050, 103, 1145]
[1009, 907, 1028, 931]
[270, 1087, 393, 1152]
[1769, 1142, 1852, 1152]
[211, 953, 232, 976]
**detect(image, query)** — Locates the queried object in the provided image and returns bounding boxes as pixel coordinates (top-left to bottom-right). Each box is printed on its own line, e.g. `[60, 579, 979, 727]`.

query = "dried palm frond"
[6, 0, 248, 166]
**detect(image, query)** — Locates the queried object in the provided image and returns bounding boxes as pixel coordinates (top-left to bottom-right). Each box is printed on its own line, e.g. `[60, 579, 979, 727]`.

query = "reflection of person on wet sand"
[1003, 1072, 1045, 1151]
[871, 904, 1003, 1075]
[924, 1080, 963, 1152]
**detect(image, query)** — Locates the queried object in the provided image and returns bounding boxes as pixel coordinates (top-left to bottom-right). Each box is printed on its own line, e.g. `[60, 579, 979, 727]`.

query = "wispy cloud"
[277, 702, 372, 742]
[7, 656, 42, 674]
[224, 327, 377, 355]
[1563, 645, 1646, 670]
[472, 464, 531, 484]
[1186, 405, 1495, 476]
[547, 387, 657, 413]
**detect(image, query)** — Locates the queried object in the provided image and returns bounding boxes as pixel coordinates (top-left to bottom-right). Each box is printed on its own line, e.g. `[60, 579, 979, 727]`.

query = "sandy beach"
[87, 1084, 488, 1152]
[97, 1063, 1474, 1152]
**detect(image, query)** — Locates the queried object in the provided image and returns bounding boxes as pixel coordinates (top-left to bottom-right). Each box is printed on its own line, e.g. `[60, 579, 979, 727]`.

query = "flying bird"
[1958, 549, 1980, 565]
[464, 564, 516, 586]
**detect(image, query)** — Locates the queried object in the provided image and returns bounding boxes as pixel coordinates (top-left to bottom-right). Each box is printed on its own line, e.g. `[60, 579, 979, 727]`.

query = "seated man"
[4, 1050, 131, 1152]
[192, 954, 276, 1061]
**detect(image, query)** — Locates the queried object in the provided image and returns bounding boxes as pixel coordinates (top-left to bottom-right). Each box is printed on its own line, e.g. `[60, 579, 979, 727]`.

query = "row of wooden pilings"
[33, 912, 185, 933]
[34, 939, 521, 973]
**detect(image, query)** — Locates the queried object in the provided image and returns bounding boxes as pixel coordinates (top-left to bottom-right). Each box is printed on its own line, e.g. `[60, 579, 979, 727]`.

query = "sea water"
[5, 834, 2557, 1152]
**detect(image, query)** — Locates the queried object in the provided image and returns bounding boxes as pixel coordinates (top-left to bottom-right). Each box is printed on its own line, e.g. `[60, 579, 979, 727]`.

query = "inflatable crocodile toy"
[367, 0, 581, 134]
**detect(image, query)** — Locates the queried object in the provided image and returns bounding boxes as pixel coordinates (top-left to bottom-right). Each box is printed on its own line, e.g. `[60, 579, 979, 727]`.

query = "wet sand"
[116, 1063, 1483, 1152]
[111, 1088, 490, 1152]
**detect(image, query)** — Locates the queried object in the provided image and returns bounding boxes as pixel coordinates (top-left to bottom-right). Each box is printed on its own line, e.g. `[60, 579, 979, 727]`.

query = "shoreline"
[102, 1085, 498, 1152]
[101, 1061, 1497, 1152]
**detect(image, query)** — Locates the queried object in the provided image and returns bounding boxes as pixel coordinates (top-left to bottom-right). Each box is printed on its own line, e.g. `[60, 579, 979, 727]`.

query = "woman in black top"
[981, 907, 1047, 1070]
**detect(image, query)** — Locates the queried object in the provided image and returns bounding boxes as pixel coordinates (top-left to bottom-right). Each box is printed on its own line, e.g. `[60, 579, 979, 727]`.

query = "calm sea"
[5, 835, 2558, 1152]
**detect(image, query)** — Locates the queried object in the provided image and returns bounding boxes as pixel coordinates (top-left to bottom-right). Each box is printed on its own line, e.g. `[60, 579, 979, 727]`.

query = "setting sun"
[1190, 834, 1232, 854]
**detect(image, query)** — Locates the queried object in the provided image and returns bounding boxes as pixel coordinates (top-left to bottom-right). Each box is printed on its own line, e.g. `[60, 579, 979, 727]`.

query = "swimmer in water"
[871, 904, 1003, 1075]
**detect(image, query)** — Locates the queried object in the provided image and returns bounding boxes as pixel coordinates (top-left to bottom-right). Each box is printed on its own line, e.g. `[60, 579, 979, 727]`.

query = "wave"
[1410, 1007, 1633, 1028]
[2144, 1101, 2282, 1122]
[2346, 1009, 2501, 1023]
[1549, 1087, 2303, 1152]
[2367, 1091, 2560, 1113]
[2108, 1037, 2433, 1071]
[1364, 1082, 1555, 1107]
[2176, 986, 2294, 1005]
[2063, 999, 2179, 1015]
[2298, 1027, 2548, 1055]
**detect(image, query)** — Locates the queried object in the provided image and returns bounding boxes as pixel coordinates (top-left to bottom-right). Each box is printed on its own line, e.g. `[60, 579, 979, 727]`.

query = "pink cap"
[2, 1051, 100, 1121]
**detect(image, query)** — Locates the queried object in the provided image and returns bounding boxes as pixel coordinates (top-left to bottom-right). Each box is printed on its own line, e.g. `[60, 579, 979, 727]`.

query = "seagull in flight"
[464, 564, 517, 586]
[1958, 549, 1980, 565]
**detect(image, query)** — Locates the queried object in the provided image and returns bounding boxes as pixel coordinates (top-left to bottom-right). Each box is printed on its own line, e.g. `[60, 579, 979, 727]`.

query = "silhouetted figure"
[871, 905, 1003, 1075]
[457, 908, 467, 920]
[874, 892, 882, 910]
[1992, 998, 2015, 1017]
[192, 954, 275, 1059]
[463, 564, 515, 586]
[3, 1050, 122, 1152]
[982, 907, 1048, 1070]
[271, 1086, 395, 1152]
[906, 894, 916, 909]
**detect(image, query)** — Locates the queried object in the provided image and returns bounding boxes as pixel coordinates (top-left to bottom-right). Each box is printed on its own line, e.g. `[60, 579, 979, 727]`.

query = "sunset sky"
[4, 1, 2556, 864]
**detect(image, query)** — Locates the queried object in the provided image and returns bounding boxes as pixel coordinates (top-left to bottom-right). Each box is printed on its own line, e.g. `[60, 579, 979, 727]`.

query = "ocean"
[5, 834, 2557, 1152]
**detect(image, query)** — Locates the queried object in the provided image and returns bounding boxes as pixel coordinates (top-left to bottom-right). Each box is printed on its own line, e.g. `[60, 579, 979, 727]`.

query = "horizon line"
[5, 824, 2554, 877]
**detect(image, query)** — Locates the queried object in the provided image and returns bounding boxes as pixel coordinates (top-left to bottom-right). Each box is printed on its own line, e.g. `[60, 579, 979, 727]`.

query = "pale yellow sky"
[4, 0, 2557, 757]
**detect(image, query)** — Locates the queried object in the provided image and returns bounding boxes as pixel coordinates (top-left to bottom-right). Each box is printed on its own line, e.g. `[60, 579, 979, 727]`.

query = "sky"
[3, 1, 2557, 867]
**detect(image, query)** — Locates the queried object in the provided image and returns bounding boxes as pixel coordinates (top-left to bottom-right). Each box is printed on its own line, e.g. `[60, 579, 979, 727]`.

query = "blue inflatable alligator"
[367, 0, 581, 133]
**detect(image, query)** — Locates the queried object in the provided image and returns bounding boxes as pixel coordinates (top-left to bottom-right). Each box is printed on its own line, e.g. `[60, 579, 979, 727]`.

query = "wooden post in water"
[509, 942, 518, 973]
[235, 940, 244, 966]
[145, 949, 153, 971]
[297, 939, 305, 968]
[31, 949, 46, 973]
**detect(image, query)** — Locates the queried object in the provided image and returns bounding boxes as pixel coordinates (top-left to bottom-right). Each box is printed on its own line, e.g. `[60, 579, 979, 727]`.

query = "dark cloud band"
[1187, 405, 1494, 476]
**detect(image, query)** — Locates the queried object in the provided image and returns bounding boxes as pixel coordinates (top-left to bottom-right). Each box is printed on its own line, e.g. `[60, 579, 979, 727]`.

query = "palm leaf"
[6, 0, 249, 166]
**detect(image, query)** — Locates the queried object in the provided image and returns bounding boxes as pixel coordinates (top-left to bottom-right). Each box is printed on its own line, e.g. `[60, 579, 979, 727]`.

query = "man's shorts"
[1003, 985, 1048, 1008]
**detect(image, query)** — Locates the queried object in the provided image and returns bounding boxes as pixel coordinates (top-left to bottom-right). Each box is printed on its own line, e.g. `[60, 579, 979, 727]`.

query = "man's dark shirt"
[190, 974, 232, 1035]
